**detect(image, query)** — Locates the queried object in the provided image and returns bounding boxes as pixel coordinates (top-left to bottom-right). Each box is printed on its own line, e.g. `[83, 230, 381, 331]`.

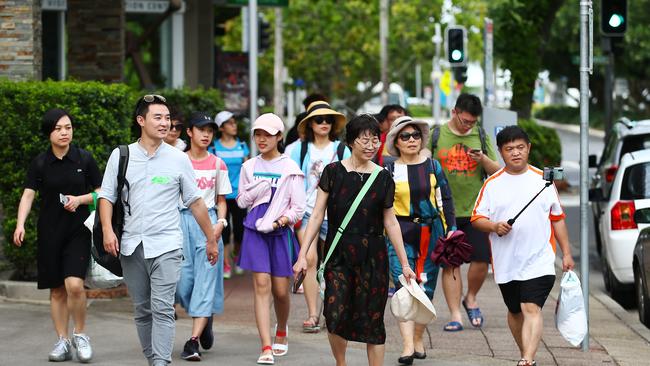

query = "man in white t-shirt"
[470, 126, 574, 366]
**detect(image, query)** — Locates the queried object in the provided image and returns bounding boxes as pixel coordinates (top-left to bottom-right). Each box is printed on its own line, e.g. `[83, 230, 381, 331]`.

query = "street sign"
[225, 0, 288, 6]
[572, 55, 608, 65]
[41, 0, 66, 11]
[125, 0, 185, 13]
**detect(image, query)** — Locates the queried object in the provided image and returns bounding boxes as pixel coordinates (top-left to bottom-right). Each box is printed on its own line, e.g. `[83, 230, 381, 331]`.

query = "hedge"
[518, 118, 562, 168]
[0, 81, 224, 279]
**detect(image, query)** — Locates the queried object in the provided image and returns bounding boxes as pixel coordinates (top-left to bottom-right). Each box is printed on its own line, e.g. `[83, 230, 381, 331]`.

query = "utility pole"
[380, 0, 389, 105]
[484, 18, 495, 107]
[248, 0, 258, 155]
[579, 0, 593, 353]
[432, 23, 442, 125]
[415, 63, 422, 100]
[602, 37, 614, 141]
[273, 8, 284, 118]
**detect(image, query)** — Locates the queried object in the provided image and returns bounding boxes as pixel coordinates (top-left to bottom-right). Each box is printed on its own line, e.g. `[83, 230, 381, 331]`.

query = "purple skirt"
[239, 200, 298, 277]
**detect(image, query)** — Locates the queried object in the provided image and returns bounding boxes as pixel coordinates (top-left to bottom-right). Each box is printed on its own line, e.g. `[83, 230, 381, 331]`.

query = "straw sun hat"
[385, 116, 430, 157]
[297, 101, 346, 137]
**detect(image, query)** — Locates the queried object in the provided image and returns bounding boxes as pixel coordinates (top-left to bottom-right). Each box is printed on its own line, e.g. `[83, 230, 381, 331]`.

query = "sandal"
[462, 299, 484, 328]
[443, 321, 464, 332]
[272, 324, 288, 356]
[257, 346, 274, 365]
[302, 315, 320, 333]
[517, 359, 536, 366]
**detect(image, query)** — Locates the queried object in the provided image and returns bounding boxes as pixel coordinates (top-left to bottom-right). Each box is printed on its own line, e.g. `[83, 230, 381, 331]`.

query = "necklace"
[350, 159, 367, 181]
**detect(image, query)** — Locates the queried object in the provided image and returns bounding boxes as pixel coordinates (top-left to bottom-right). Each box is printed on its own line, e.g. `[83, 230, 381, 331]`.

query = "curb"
[535, 118, 605, 138]
[0, 280, 128, 303]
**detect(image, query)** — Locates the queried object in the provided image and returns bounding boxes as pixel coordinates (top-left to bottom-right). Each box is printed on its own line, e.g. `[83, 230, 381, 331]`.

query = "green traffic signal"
[608, 14, 624, 28]
[451, 50, 463, 61]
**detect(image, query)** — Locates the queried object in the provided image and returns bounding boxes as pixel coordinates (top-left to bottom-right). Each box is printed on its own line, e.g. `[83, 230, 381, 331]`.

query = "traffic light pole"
[432, 23, 442, 125]
[579, 0, 593, 353]
[602, 37, 614, 141]
[249, 0, 258, 156]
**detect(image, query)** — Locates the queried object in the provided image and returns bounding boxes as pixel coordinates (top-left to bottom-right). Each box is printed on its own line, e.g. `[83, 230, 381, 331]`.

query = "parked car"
[590, 149, 650, 304]
[633, 209, 650, 328]
[590, 118, 650, 255]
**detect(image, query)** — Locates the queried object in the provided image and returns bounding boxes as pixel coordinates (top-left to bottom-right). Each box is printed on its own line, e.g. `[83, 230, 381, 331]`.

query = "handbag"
[315, 166, 381, 298]
[92, 145, 129, 276]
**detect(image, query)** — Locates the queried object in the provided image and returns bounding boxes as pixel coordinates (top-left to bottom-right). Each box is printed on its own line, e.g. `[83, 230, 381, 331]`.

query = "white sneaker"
[72, 332, 93, 363]
[48, 337, 72, 362]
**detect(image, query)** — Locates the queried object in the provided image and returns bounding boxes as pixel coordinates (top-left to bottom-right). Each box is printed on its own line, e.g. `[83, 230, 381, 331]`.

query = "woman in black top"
[293, 114, 416, 366]
[13, 109, 102, 362]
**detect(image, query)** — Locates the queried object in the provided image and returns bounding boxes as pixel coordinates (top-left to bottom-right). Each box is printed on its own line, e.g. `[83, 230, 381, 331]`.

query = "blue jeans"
[302, 211, 328, 241]
[176, 209, 225, 317]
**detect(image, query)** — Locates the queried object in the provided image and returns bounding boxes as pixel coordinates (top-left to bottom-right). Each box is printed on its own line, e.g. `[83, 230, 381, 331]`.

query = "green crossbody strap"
[318, 166, 381, 279]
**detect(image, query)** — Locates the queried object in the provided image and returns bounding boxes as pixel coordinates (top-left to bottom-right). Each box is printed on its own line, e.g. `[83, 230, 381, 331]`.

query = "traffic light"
[601, 0, 627, 36]
[258, 17, 272, 52]
[446, 26, 466, 66]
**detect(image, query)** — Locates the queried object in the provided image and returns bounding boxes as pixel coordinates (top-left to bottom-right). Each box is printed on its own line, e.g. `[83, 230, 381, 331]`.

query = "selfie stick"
[506, 181, 553, 226]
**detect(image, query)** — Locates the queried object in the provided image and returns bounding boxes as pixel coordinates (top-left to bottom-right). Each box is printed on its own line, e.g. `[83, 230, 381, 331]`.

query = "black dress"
[318, 161, 395, 344]
[24, 145, 102, 289]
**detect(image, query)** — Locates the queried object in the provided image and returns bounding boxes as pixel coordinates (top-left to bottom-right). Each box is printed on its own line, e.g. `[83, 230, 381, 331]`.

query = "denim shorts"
[302, 211, 328, 241]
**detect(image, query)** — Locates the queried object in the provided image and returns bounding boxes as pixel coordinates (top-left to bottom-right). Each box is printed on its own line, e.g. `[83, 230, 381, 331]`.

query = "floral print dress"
[318, 161, 395, 344]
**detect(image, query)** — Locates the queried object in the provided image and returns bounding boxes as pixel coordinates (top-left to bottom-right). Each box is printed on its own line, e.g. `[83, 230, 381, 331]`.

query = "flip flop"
[443, 321, 463, 332]
[462, 299, 484, 328]
[272, 324, 288, 356]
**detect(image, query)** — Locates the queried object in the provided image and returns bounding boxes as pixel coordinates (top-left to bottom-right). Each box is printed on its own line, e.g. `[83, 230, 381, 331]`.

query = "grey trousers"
[121, 244, 182, 365]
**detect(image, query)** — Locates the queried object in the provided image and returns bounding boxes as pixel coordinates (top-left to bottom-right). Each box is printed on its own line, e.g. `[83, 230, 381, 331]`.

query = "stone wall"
[0, 0, 42, 81]
[66, 0, 124, 82]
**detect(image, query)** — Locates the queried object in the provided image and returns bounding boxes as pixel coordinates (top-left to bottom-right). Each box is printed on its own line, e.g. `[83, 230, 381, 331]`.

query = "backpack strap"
[336, 141, 346, 161]
[117, 145, 130, 214]
[299, 140, 308, 168]
[430, 125, 441, 154]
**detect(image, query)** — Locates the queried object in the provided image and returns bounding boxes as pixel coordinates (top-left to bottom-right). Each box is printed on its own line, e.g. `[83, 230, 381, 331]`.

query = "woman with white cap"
[384, 116, 456, 365]
[286, 100, 350, 333]
[210, 110, 250, 279]
[236, 113, 306, 364]
[293, 114, 416, 366]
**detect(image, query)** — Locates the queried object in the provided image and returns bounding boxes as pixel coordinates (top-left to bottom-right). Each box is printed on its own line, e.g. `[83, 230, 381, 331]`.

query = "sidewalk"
[1, 264, 650, 365]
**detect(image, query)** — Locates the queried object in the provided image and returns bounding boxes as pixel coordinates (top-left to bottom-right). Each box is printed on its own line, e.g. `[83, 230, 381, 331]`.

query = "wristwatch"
[217, 218, 228, 228]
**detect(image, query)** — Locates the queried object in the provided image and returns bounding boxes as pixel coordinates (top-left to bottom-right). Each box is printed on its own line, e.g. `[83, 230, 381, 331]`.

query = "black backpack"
[430, 124, 489, 180]
[299, 140, 346, 167]
[92, 145, 129, 276]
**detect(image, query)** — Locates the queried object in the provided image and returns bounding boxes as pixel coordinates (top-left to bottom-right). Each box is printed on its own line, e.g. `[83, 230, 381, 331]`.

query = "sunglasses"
[312, 116, 334, 125]
[398, 131, 422, 142]
[170, 124, 184, 131]
[142, 94, 166, 103]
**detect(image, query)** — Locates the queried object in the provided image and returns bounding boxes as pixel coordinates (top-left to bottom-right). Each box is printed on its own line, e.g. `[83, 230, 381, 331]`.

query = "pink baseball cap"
[252, 113, 285, 135]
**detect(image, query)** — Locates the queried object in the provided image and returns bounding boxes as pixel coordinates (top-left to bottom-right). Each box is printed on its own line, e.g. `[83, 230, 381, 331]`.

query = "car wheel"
[606, 262, 635, 307]
[635, 265, 650, 328]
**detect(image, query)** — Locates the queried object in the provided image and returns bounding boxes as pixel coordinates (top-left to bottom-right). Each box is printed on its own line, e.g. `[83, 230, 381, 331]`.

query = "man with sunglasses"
[431, 93, 500, 332]
[98, 95, 219, 366]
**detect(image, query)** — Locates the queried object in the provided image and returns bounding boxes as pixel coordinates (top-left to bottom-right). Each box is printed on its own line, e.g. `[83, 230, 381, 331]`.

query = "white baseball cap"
[214, 111, 234, 127]
[252, 113, 285, 135]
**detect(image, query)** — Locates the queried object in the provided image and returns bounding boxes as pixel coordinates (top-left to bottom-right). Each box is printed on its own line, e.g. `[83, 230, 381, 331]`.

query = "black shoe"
[199, 316, 214, 350]
[398, 354, 414, 365]
[181, 338, 201, 361]
[413, 351, 427, 359]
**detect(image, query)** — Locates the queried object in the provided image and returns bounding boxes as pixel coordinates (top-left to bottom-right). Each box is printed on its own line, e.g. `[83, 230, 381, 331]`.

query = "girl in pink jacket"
[236, 114, 305, 364]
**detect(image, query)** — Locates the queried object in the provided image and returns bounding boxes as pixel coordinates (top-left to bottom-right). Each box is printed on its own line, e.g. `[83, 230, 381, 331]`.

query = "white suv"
[591, 149, 650, 304]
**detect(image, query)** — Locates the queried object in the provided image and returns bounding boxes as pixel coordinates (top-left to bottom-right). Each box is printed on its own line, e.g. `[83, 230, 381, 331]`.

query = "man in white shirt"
[471, 126, 574, 366]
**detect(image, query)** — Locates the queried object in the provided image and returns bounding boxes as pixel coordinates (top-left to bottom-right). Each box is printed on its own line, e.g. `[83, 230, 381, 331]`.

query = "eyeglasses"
[398, 131, 422, 142]
[170, 124, 184, 131]
[355, 137, 381, 149]
[142, 94, 166, 103]
[455, 109, 478, 127]
[312, 116, 334, 125]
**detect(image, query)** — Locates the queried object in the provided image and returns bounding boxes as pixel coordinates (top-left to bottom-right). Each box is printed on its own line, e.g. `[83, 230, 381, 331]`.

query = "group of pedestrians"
[12, 92, 574, 366]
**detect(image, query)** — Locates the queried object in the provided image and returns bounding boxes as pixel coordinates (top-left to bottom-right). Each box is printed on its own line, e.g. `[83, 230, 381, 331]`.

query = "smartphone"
[59, 193, 69, 205]
[469, 148, 481, 154]
[292, 272, 305, 294]
[543, 167, 564, 181]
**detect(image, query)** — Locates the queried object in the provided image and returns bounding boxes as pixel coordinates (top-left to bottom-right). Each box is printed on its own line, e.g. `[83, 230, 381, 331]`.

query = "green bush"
[0, 80, 133, 278]
[0, 81, 225, 279]
[408, 104, 432, 118]
[518, 118, 562, 168]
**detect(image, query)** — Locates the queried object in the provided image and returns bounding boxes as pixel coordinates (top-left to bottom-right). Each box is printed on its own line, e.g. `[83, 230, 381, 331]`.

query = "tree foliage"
[490, 0, 565, 119]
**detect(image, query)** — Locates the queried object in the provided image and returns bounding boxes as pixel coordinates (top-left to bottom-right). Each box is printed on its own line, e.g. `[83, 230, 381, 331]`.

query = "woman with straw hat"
[286, 100, 350, 333]
[384, 116, 457, 365]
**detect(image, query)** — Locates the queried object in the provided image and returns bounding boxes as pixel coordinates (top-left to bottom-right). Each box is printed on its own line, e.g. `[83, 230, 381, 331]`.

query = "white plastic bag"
[83, 212, 123, 289]
[555, 270, 588, 346]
